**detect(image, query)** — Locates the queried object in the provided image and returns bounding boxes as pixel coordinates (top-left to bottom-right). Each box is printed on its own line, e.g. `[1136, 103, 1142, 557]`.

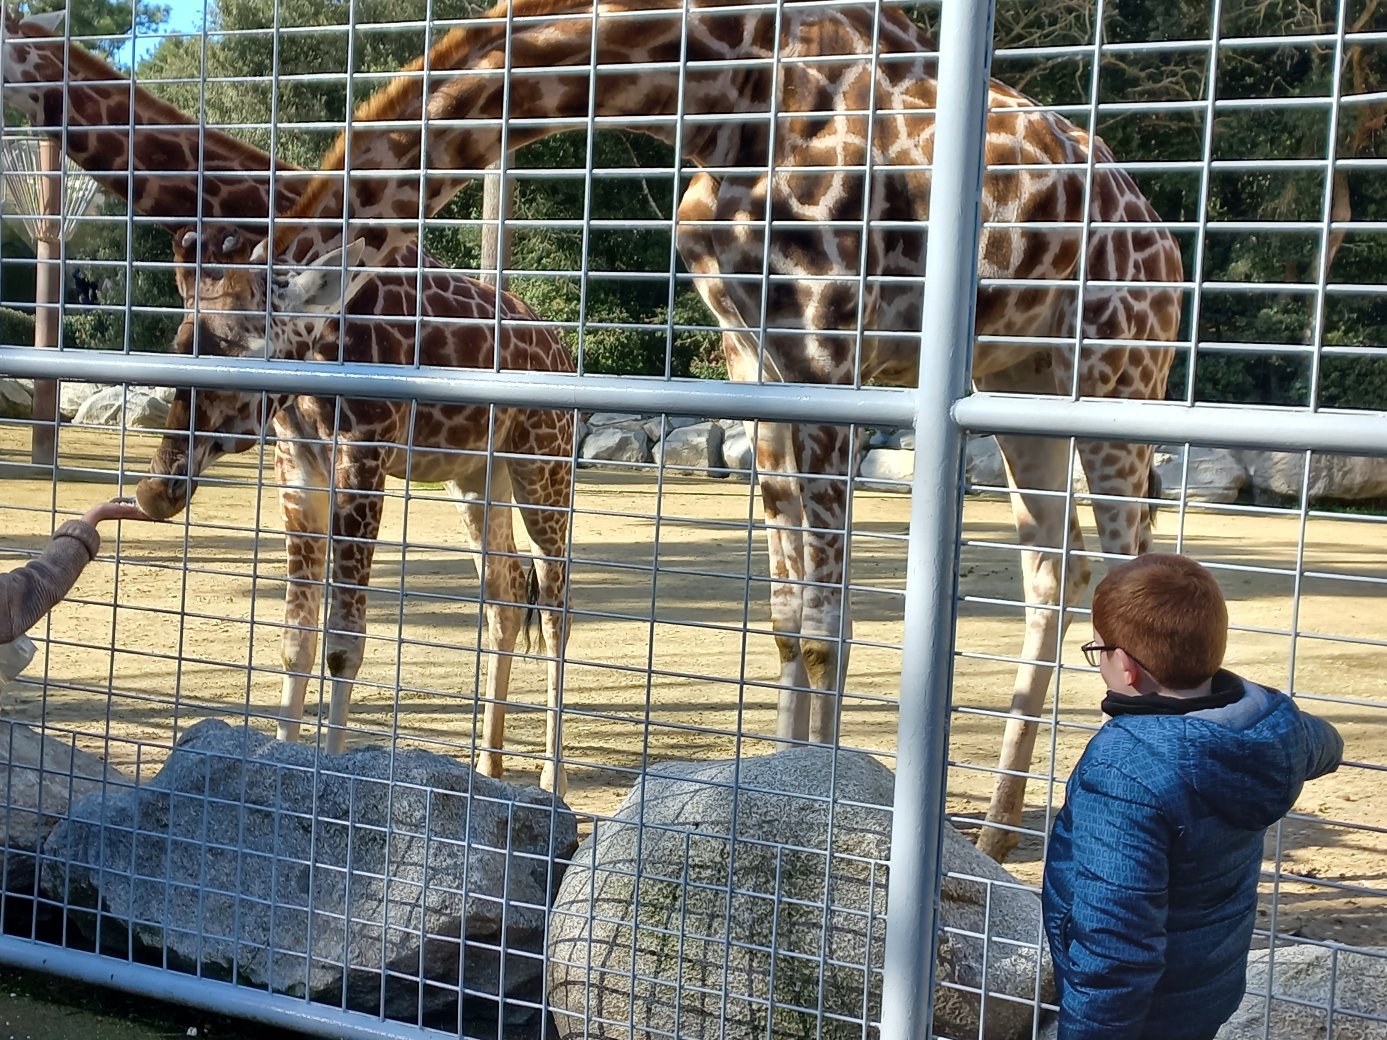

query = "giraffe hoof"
[975, 826, 1020, 864]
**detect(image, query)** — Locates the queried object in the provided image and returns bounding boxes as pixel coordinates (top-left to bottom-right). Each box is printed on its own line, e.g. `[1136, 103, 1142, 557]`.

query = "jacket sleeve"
[1299, 710, 1344, 781]
[0, 521, 101, 643]
[1058, 759, 1171, 1040]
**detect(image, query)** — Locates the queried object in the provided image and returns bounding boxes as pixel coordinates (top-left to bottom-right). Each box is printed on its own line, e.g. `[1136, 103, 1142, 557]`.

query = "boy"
[1041, 553, 1343, 1040]
[2, 498, 156, 644]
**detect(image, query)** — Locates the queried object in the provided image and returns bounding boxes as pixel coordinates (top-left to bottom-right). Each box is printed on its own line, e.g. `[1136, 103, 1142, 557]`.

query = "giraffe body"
[4, 2, 1183, 858]
[249, 0, 1184, 860]
[2, 11, 577, 792]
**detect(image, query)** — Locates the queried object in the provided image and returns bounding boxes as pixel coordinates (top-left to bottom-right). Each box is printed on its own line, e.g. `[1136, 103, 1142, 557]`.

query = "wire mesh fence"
[0, 0, 1383, 1037]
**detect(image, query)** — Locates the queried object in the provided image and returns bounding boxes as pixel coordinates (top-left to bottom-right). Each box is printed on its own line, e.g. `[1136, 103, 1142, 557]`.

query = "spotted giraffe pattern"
[256, 0, 1181, 860]
[7, 2, 1184, 859]
[1, 10, 578, 793]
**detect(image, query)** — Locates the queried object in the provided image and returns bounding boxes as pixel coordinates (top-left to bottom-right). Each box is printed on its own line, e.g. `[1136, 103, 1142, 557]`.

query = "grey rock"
[0, 378, 32, 419]
[0, 634, 35, 690]
[1155, 447, 1248, 504]
[719, 421, 754, 478]
[59, 381, 101, 420]
[580, 425, 650, 467]
[0, 719, 129, 859]
[653, 421, 725, 475]
[966, 436, 1008, 490]
[72, 385, 171, 429]
[547, 748, 1051, 1040]
[586, 412, 644, 428]
[858, 447, 915, 491]
[1237, 451, 1387, 502]
[868, 428, 901, 449]
[41, 718, 577, 1028]
[1217, 944, 1387, 1039]
[642, 415, 700, 441]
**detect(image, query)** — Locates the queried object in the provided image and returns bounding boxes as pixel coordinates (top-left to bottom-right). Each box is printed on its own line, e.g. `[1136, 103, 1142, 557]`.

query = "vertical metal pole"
[31, 136, 60, 467]
[879, 0, 995, 1034]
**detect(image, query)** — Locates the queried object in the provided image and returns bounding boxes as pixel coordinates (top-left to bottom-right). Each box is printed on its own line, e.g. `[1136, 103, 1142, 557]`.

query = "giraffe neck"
[0, 32, 299, 228]
[275, 0, 801, 263]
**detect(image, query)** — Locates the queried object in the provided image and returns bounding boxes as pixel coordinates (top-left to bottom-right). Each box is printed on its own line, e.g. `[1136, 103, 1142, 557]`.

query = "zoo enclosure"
[0, 0, 1384, 1038]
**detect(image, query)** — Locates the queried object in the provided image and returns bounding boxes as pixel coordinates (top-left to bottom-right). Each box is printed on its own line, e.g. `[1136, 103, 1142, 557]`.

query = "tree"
[9, 0, 169, 61]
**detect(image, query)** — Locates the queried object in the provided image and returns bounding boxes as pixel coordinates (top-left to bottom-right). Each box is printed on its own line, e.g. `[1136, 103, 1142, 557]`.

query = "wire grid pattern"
[0, 0, 1382, 1038]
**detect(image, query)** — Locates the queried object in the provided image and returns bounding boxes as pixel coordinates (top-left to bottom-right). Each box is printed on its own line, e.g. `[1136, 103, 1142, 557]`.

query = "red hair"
[1091, 553, 1228, 689]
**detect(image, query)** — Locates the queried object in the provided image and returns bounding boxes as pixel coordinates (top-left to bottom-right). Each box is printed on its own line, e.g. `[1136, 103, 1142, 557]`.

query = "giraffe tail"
[1145, 462, 1163, 536]
[521, 563, 542, 655]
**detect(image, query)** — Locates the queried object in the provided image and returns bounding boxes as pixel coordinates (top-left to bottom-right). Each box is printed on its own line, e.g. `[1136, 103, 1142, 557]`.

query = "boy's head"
[1090, 553, 1228, 690]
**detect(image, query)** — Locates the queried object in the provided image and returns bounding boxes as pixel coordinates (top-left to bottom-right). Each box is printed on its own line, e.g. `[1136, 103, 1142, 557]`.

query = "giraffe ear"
[286, 240, 369, 315]
[23, 10, 67, 34]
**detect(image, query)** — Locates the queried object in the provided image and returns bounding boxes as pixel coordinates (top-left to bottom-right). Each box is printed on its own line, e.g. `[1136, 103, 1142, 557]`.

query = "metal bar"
[954, 395, 1387, 457]
[878, 0, 995, 1035]
[0, 345, 918, 426]
[0, 940, 442, 1040]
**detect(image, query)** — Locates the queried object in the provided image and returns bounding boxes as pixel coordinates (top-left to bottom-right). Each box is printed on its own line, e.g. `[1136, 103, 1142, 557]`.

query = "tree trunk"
[31, 137, 60, 468]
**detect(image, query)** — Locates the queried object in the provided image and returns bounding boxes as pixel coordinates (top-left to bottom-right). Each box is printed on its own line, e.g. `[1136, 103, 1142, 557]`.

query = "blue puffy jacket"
[1041, 675, 1343, 1040]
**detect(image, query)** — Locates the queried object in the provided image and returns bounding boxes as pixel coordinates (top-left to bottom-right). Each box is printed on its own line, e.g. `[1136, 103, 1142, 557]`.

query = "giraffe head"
[135, 225, 370, 520]
[0, 7, 71, 122]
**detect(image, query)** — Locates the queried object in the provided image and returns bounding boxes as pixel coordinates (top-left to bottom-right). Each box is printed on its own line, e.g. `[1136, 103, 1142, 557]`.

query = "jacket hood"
[1172, 680, 1318, 830]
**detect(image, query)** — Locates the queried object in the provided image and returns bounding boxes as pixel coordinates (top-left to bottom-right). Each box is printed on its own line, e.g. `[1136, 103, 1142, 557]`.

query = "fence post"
[879, 0, 996, 1034]
[30, 136, 60, 467]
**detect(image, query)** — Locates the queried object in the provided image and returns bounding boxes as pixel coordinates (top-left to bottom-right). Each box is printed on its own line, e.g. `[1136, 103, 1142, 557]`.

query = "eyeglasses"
[1080, 641, 1115, 667]
[1080, 640, 1152, 675]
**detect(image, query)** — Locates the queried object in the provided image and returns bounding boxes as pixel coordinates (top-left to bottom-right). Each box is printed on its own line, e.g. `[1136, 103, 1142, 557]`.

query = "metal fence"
[0, 0, 1383, 1037]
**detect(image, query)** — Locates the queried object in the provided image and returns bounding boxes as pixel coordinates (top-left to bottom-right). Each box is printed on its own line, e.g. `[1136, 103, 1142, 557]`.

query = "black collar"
[1102, 669, 1245, 717]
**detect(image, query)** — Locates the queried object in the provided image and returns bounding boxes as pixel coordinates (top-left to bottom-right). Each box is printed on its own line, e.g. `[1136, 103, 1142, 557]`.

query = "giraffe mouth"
[135, 459, 198, 521]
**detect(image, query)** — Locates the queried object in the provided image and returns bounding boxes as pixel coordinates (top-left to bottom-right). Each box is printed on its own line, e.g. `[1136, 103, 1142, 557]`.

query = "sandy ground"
[0, 423, 1383, 952]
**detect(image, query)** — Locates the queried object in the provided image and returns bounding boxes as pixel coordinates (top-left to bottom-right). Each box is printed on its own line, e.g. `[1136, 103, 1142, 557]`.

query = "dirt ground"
[1, 423, 1383, 952]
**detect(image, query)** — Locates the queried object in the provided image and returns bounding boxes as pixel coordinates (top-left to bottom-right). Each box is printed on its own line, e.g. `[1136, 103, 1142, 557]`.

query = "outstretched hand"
[81, 499, 161, 527]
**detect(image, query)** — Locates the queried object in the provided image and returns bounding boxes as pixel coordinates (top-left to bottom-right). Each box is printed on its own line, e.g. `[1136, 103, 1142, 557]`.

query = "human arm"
[0, 501, 157, 642]
[1298, 710, 1344, 781]
[1058, 762, 1171, 1040]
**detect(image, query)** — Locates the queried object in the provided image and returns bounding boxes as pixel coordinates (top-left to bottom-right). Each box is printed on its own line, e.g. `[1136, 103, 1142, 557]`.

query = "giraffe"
[243, 0, 1181, 861]
[8, 2, 1184, 860]
[0, 9, 579, 793]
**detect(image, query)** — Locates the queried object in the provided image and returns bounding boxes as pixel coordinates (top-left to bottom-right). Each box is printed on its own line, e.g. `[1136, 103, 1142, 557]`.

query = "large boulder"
[642, 415, 700, 442]
[72, 385, 172, 429]
[966, 436, 1008, 491]
[0, 719, 129, 877]
[41, 718, 578, 1029]
[59, 381, 101, 420]
[1237, 451, 1387, 502]
[717, 420, 754, 477]
[547, 748, 1051, 1040]
[0, 378, 32, 420]
[859, 447, 915, 490]
[580, 425, 651, 467]
[1154, 447, 1248, 504]
[653, 421, 724, 475]
[1217, 944, 1387, 1039]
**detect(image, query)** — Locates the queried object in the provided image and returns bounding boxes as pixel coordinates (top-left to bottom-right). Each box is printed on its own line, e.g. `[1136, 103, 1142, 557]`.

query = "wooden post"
[478, 162, 512, 291]
[30, 136, 60, 467]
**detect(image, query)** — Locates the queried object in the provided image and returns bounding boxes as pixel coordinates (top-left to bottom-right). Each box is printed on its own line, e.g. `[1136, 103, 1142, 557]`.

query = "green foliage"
[10, 0, 169, 60]
[16, 0, 1385, 394]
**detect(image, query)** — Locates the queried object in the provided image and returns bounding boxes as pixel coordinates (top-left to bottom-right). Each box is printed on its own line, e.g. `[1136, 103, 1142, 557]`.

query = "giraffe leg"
[977, 432, 1092, 863]
[275, 439, 330, 745]
[795, 421, 854, 745]
[752, 422, 812, 742]
[319, 468, 385, 756]
[445, 474, 527, 785]
[1076, 439, 1159, 558]
[509, 451, 575, 799]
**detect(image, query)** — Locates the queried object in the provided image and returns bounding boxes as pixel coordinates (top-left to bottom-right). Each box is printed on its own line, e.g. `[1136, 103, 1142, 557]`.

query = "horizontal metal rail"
[4, 346, 1385, 457]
